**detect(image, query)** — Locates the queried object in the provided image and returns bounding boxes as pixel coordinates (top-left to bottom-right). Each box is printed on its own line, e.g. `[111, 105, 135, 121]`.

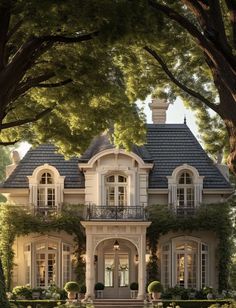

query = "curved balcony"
[86, 205, 146, 221]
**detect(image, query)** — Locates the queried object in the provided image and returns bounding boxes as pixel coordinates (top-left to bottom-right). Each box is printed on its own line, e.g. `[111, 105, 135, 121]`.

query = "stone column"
[137, 233, 146, 300]
[85, 234, 95, 299]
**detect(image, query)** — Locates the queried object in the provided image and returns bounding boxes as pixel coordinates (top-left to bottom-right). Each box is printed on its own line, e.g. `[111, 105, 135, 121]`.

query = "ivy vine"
[0, 201, 234, 292]
[146, 201, 235, 291]
[0, 203, 86, 291]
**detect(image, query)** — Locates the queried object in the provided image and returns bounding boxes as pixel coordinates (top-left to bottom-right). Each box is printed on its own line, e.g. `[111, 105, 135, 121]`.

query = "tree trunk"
[0, 258, 10, 308]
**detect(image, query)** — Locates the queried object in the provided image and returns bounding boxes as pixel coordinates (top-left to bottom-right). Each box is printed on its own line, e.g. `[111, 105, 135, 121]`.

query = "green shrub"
[94, 282, 104, 290]
[12, 285, 32, 299]
[147, 280, 163, 293]
[64, 281, 79, 293]
[130, 282, 138, 290]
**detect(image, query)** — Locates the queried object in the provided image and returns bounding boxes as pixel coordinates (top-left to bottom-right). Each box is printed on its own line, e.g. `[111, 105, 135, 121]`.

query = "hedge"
[152, 299, 234, 308]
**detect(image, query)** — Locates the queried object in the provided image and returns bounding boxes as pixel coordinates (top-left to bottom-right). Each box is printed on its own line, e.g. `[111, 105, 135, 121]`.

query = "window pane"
[118, 175, 126, 183]
[185, 173, 192, 184]
[118, 254, 129, 287]
[118, 186, 127, 206]
[36, 253, 46, 287]
[187, 253, 197, 288]
[37, 188, 46, 207]
[106, 187, 115, 206]
[48, 253, 56, 284]
[107, 176, 115, 183]
[104, 254, 114, 287]
[177, 253, 185, 287]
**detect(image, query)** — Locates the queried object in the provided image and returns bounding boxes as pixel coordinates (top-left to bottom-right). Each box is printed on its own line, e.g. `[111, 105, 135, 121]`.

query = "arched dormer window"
[177, 171, 194, 208]
[105, 174, 127, 206]
[37, 172, 55, 209]
[167, 164, 204, 214]
[27, 164, 65, 215]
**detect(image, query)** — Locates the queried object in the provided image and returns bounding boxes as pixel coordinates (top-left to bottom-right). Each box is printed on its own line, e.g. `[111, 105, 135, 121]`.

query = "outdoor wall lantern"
[113, 240, 120, 250]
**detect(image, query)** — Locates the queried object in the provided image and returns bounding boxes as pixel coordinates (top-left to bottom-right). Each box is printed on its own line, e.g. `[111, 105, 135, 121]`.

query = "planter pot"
[96, 290, 104, 298]
[207, 293, 213, 300]
[32, 291, 41, 299]
[152, 292, 161, 300]
[68, 291, 77, 300]
[130, 290, 138, 299]
[79, 292, 85, 299]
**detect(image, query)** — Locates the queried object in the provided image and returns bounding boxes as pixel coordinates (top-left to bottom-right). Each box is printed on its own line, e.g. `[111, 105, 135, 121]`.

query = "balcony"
[86, 205, 147, 221]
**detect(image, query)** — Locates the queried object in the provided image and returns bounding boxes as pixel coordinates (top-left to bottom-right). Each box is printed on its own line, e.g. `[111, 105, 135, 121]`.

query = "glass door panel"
[104, 254, 114, 287]
[118, 254, 129, 287]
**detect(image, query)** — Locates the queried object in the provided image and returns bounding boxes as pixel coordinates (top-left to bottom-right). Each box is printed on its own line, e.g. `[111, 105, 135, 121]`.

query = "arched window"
[177, 171, 194, 208]
[24, 239, 73, 288]
[105, 174, 127, 206]
[37, 172, 55, 209]
[161, 237, 209, 289]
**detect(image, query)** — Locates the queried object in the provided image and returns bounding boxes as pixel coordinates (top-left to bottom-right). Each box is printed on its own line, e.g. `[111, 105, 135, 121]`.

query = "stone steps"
[92, 299, 148, 308]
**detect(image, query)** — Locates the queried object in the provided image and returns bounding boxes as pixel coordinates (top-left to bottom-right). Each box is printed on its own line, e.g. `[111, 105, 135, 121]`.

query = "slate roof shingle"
[0, 124, 232, 189]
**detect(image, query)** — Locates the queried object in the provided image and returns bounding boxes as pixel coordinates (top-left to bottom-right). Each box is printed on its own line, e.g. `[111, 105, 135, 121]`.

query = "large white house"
[0, 99, 233, 299]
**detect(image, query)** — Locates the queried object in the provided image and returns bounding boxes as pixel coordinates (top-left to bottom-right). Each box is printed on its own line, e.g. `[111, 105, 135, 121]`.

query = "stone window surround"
[27, 164, 65, 207]
[167, 164, 204, 208]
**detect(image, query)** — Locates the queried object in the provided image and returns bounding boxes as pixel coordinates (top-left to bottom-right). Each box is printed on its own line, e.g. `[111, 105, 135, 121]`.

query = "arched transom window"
[37, 172, 55, 208]
[105, 174, 127, 206]
[177, 171, 194, 208]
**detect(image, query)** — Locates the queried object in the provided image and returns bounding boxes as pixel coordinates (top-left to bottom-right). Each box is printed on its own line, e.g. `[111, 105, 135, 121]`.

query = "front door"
[104, 252, 129, 298]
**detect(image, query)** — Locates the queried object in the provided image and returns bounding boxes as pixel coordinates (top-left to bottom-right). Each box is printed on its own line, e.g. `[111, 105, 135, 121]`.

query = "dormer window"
[177, 172, 194, 208]
[105, 174, 127, 206]
[28, 164, 65, 215]
[37, 172, 55, 209]
[167, 164, 204, 215]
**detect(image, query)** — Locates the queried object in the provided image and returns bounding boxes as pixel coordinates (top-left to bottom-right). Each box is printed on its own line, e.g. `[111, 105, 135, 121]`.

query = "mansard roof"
[0, 124, 232, 189]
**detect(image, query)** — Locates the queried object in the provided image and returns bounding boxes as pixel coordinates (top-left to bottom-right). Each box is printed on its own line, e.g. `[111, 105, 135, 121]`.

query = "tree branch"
[13, 72, 55, 99]
[148, 0, 236, 73]
[7, 19, 23, 41]
[0, 139, 19, 146]
[40, 31, 99, 44]
[0, 5, 11, 70]
[0, 106, 54, 130]
[144, 46, 219, 112]
[35, 78, 72, 88]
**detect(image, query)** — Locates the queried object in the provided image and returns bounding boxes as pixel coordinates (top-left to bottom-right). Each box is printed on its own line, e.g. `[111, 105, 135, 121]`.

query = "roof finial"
[184, 115, 186, 124]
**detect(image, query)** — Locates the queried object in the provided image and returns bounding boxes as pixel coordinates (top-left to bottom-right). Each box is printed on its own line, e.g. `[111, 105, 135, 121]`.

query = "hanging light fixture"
[113, 240, 120, 250]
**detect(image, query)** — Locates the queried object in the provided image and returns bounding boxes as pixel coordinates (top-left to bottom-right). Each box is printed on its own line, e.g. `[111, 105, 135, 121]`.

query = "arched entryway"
[95, 238, 138, 298]
[81, 221, 151, 300]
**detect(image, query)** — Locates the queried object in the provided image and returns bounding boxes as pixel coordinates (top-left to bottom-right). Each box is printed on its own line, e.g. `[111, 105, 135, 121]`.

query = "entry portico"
[81, 220, 151, 299]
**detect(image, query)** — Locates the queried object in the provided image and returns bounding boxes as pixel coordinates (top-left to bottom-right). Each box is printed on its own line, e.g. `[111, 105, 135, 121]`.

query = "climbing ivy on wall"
[146, 201, 235, 291]
[0, 204, 86, 291]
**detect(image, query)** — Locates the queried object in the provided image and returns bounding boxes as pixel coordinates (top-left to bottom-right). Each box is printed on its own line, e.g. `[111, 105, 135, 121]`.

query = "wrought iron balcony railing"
[86, 205, 146, 221]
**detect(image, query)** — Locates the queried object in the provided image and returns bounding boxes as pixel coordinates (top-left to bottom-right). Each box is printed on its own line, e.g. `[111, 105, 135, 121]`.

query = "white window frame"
[167, 164, 204, 209]
[161, 236, 209, 289]
[105, 174, 128, 206]
[27, 164, 65, 212]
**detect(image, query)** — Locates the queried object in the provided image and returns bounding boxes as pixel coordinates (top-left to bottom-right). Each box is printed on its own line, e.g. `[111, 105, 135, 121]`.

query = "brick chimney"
[149, 97, 169, 124]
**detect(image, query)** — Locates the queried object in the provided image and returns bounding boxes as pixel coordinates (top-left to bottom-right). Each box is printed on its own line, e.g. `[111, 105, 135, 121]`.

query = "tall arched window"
[161, 237, 209, 289]
[105, 174, 127, 206]
[177, 171, 194, 208]
[37, 172, 55, 209]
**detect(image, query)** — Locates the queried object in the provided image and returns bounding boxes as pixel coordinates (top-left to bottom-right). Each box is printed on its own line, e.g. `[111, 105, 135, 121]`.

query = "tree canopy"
[0, 0, 236, 173]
